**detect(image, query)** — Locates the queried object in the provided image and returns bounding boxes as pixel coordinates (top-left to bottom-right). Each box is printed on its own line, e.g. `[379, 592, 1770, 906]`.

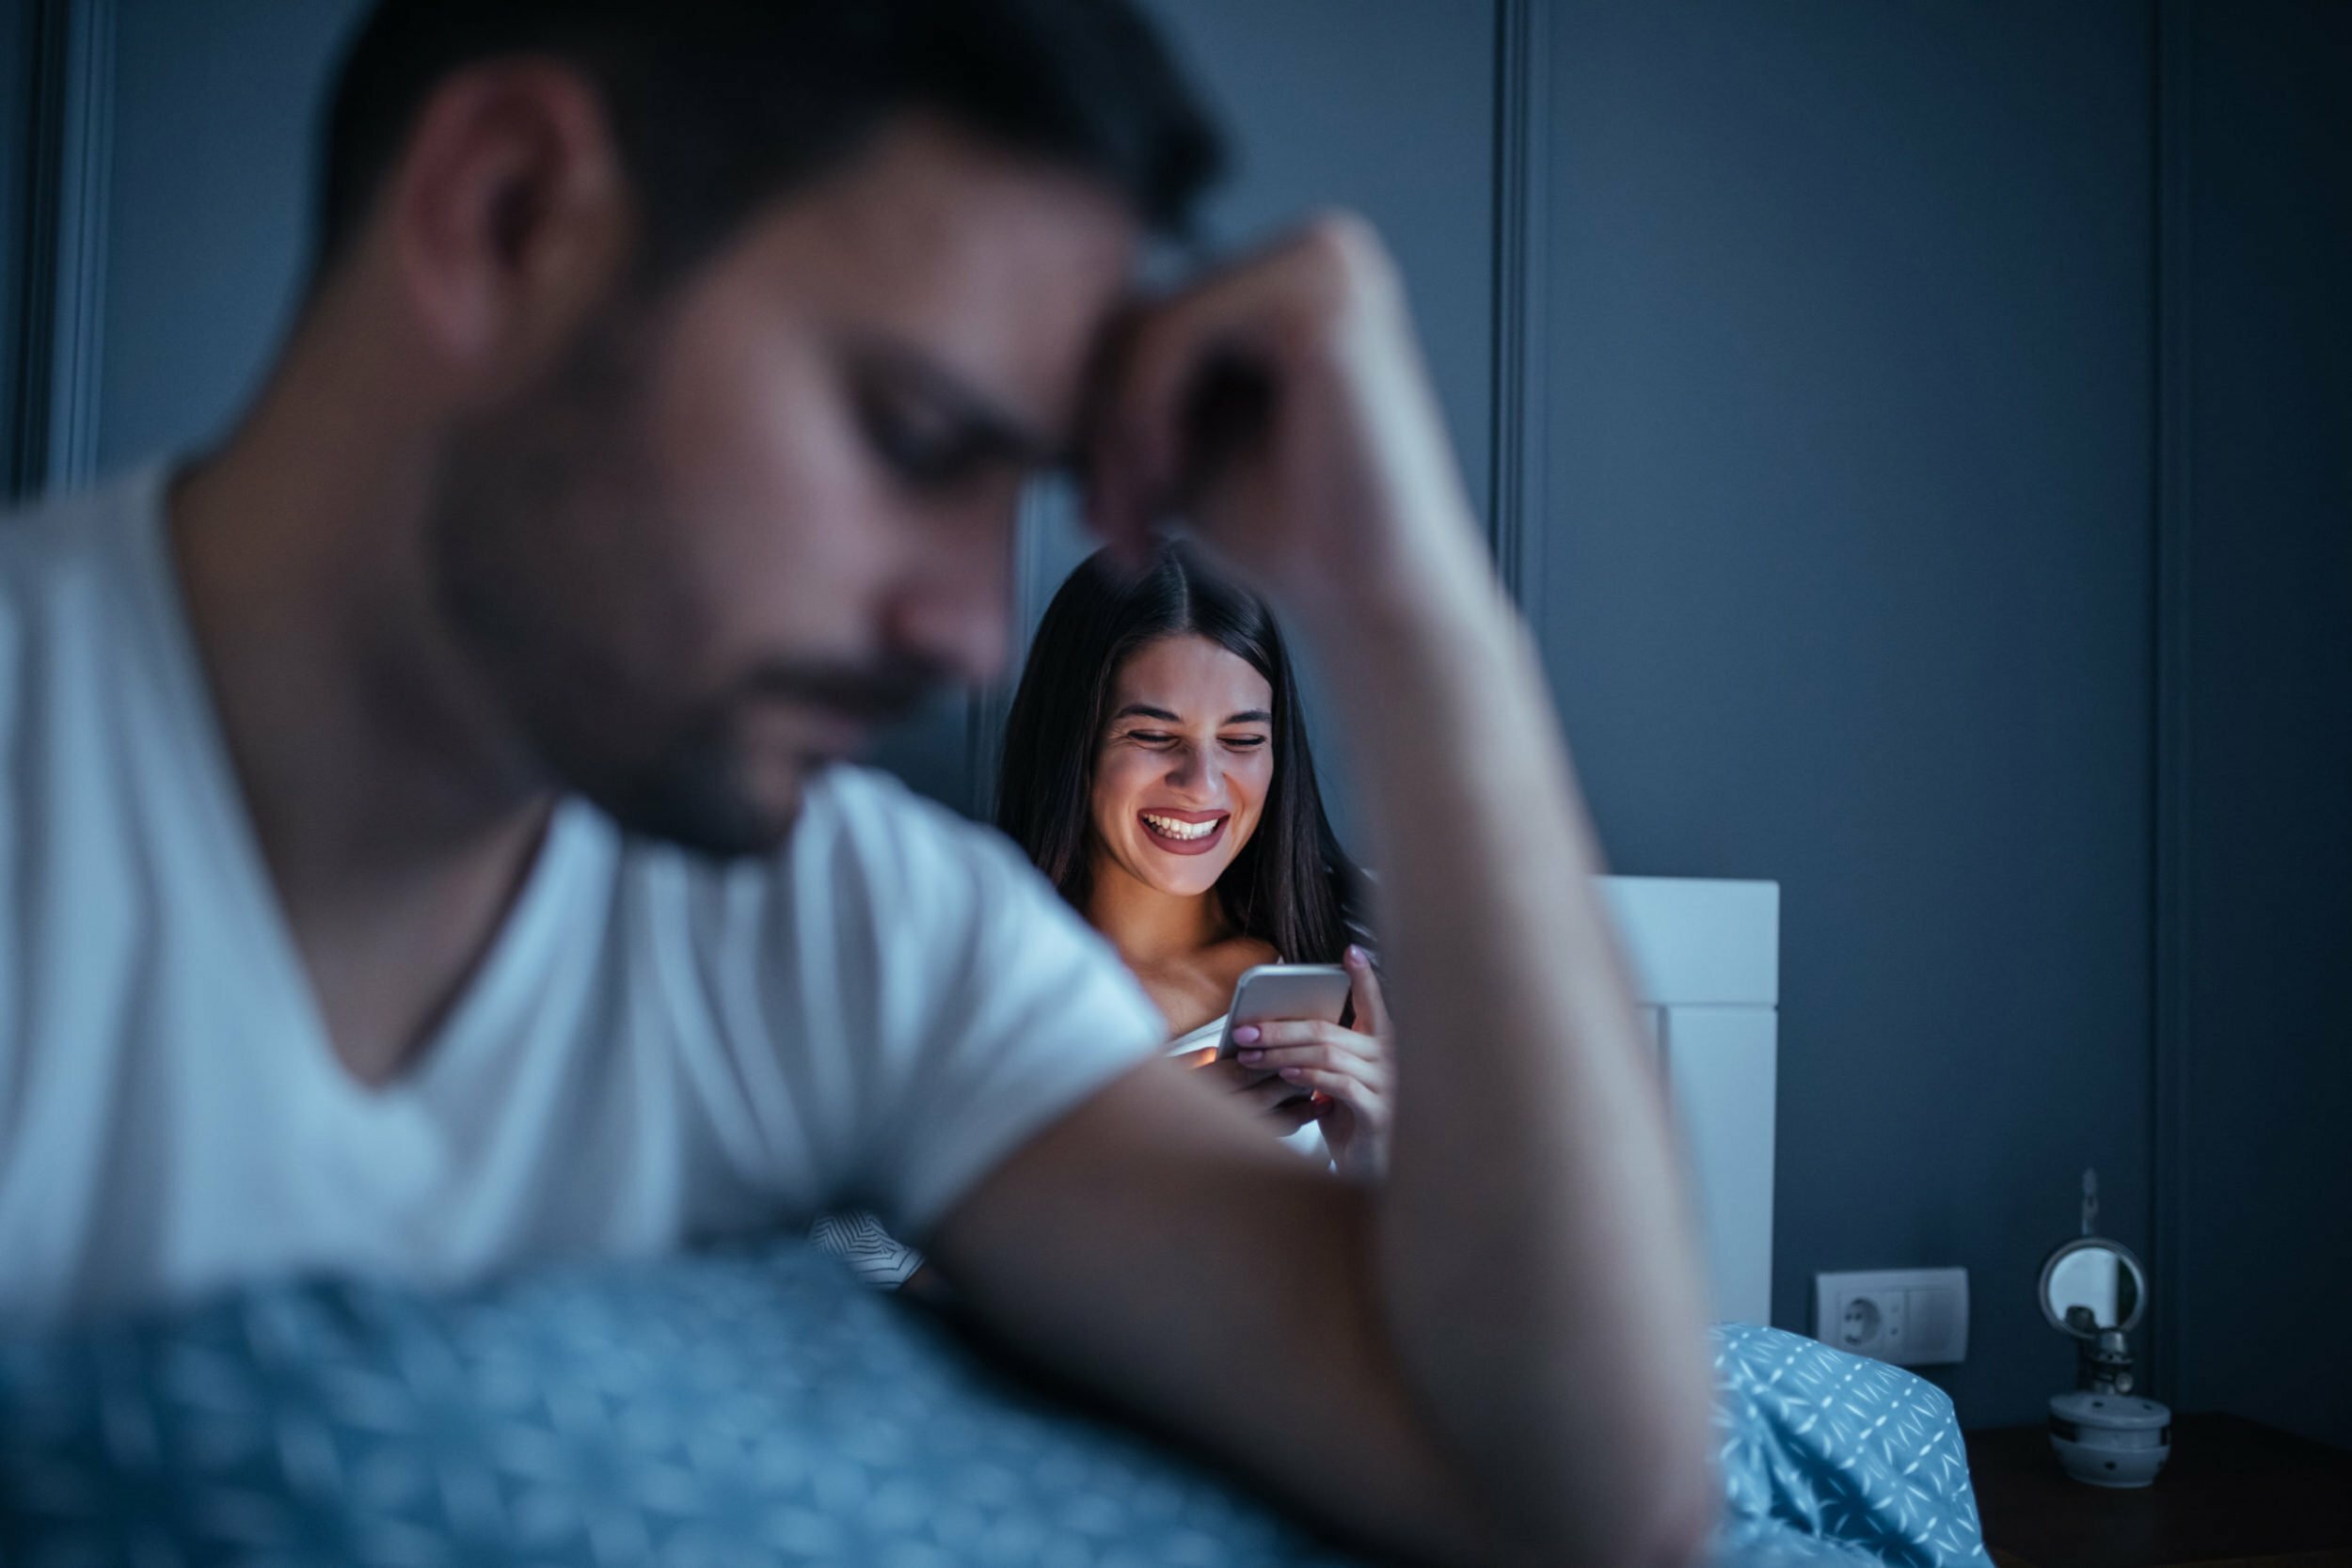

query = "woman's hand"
[1232, 945, 1392, 1180]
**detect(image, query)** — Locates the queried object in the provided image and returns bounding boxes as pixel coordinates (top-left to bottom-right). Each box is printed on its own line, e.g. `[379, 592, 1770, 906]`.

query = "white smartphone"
[1216, 963, 1353, 1060]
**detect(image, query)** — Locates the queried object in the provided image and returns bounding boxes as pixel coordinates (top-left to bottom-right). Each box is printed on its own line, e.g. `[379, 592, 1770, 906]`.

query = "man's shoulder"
[0, 470, 168, 736]
[803, 766, 1024, 874]
[603, 768, 1110, 1044]
[790, 768, 1064, 933]
[0, 473, 149, 607]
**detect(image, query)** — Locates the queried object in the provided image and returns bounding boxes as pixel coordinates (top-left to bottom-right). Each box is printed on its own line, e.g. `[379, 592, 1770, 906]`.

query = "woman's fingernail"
[1239, 1049, 1264, 1065]
[1347, 945, 1368, 965]
[1279, 1067, 1304, 1082]
[1232, 1025, 1261, 1045]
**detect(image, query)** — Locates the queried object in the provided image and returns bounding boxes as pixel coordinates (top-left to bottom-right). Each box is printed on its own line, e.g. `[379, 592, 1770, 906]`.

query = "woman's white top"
[1164, 1017, 1222, 1054]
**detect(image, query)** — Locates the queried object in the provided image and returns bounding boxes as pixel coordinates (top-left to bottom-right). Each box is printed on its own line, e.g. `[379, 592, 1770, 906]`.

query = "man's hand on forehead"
[1081, 213, 1481, 622]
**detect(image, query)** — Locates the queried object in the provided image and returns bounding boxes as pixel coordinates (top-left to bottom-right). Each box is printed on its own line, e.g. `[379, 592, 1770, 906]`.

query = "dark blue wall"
[2174, 1, 2352, 1450]
[1537, 0, 2158, 1429]
[96, 0, 367, 469]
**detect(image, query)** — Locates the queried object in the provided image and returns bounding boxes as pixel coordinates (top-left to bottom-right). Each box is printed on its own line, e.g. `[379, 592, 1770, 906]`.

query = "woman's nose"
[1162, 751, 1210, 795]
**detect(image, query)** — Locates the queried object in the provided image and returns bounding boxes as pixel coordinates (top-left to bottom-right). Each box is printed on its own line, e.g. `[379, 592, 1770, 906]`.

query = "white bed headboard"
[1601, 877, 1780, 1326]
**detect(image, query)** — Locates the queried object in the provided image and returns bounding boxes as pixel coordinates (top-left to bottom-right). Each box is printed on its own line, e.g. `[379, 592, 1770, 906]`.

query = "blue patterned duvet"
[1710, 1322, 1991, 1566]
[0, 1245, 1987, 1566]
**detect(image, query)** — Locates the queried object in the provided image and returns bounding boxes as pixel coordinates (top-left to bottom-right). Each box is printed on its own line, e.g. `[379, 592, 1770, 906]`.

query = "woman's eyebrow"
[1110, 705, 1272, 724]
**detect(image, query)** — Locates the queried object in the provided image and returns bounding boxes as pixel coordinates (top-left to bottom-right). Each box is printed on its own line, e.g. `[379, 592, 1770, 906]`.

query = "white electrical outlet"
[1813, 1269, 1968, 1367]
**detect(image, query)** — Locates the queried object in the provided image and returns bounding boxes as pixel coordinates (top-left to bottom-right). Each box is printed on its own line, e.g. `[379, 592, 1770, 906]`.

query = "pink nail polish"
[1239, 1049, 1264, 1065]
[1279, 1067, 1304, 1082]
[1232, 1025, 1260, 1045]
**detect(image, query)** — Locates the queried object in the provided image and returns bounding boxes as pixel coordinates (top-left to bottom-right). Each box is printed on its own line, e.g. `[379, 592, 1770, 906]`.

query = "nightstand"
[1964, 1412, 2352, 1568]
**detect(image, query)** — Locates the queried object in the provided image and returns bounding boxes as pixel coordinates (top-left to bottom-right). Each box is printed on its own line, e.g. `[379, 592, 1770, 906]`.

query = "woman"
[813, 543, 1390, 1291]
[994, 541, 1391, 1178]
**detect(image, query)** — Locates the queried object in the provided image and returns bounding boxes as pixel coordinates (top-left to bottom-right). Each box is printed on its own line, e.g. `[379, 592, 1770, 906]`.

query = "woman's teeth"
[1141, 813, 1221, 841]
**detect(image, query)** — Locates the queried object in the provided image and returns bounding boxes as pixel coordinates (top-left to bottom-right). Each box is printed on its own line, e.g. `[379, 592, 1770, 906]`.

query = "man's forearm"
[1295, 534, 1721, 1564]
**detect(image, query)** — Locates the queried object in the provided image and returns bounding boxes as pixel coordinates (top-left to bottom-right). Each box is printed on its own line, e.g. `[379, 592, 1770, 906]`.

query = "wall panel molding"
[2149, 0, 2193, 1410]
[7, 0, 114, 500]
[1486, 0, 1550, 612]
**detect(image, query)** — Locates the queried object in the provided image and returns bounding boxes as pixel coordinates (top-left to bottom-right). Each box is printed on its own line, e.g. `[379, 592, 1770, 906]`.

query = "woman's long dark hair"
[994, 543, 1369, 964]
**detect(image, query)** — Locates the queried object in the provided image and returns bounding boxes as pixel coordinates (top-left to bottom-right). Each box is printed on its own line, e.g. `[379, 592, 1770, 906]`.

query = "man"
[0, 2, 1718, 1562]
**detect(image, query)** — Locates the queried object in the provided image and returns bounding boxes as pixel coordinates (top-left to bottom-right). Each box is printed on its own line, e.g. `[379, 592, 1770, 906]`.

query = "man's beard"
[575, 661, 943, 858]
[422, 304, 940, 858]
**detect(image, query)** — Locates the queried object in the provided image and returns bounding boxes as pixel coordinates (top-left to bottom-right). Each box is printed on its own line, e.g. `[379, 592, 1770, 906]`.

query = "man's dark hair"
[314, 0, 1225, 282]
[995, 543, 1372, 967]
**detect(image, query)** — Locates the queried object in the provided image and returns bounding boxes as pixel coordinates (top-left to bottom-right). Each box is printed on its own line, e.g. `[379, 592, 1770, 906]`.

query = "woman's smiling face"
[1090, 634, 1276, 899]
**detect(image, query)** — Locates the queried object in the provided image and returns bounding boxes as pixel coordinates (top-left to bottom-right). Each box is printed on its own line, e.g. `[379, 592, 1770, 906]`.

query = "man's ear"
[388, 61, 636, 393]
